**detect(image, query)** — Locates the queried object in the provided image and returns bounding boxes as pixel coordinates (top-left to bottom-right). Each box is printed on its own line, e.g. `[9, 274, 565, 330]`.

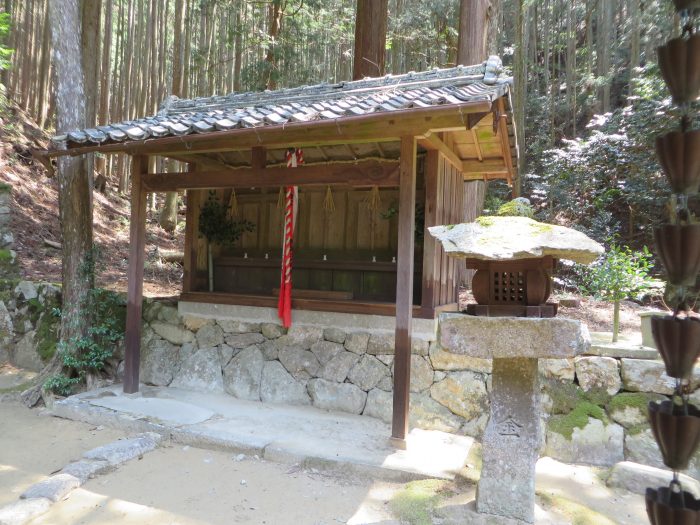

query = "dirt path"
[1, 401, 650, 525]
[0, 403, 123, 507]
[29, 445, 396, 525]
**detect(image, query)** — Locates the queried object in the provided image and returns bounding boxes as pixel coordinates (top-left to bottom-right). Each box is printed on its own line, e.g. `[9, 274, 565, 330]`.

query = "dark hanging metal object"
[652, 316, 700, 379]
[657, 34, 700, 105]
[647, 6, 700, 524]
[654, 224, 700, 287]
[646, 483, 700, 525]
[656, 130, 700, 195]
[649, 401, 700, 471]
[674, 0, 700, 10]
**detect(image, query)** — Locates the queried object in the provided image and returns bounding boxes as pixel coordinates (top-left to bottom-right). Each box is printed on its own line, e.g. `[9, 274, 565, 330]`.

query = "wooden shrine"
[41, 60, 518, 442]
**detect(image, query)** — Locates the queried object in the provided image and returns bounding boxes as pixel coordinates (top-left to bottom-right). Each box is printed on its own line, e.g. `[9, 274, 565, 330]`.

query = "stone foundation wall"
[141, 300, 700, 476]
[0, 280, 62, 373]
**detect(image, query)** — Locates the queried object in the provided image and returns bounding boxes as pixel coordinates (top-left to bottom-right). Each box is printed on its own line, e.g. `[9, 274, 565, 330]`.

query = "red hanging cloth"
[278, 148, 303, 328]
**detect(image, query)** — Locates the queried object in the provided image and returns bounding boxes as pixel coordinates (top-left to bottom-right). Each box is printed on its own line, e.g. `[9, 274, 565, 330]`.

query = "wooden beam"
[497, 97, 517, 192]
[463, 171, 510, 181]
[48, 101, 492, 158]
[392, 135, 417, 444]
[417, 134, 462, 173]
[123, 154, 148, 394]
[462, 159, 506, 172]
[182, 164, 199, 293]
[421, 150, 439, 314]
[471, 129, 483, 161]
[141, 160, 400, 192]
[467, 112, 489, 130]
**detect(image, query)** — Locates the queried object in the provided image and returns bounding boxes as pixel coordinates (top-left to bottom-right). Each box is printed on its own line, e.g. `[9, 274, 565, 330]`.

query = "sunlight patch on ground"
[29, 488, 213, 525]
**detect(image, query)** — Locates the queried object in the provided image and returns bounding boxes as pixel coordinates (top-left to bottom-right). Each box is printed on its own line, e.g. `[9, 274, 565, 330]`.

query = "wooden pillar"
[182, 164, 199, 293]
[392, 136, 417, 443]
[421, 150, 440, 316]
[123, 154, 148, 394]
[251, 146, 267, 169]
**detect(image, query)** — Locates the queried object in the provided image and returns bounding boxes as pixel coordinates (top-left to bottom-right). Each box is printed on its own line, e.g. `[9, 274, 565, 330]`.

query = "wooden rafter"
[141, 160, 400, 192]
[417, 134, 462, 173]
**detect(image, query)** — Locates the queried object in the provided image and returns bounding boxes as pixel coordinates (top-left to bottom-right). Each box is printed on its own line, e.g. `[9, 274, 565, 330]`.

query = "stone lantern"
[429, 216, 604, 523]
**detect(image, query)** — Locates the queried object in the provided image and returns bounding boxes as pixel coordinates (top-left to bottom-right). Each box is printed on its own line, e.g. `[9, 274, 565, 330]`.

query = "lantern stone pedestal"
[439, 315, 590, 523]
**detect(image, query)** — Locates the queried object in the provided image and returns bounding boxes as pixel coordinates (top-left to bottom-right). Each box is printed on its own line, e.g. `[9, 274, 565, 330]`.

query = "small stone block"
[60, 459, 112, 483]
[0, 498, 52, 525]
[20, 473, 80, 502]
[83, 432, 161, 466]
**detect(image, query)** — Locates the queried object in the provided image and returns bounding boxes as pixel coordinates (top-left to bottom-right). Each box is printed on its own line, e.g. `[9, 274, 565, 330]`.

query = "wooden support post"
[251, 146, 266, 169]
[123, 154, 148, 394]
[392, 135, 417, 444]
[182, 163, 199, 293]
[421, 150, 439, 316]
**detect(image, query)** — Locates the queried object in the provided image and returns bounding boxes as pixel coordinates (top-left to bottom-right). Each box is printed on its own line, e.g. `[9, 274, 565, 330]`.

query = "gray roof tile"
[52, 57, 510, 149]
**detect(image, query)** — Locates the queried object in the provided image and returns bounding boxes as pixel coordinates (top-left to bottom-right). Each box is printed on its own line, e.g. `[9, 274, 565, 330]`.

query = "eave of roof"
[46, 57, 512, 158]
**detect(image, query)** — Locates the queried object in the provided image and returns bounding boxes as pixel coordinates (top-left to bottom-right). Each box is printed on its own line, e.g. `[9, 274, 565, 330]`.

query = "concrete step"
[52, 385, 474, 483]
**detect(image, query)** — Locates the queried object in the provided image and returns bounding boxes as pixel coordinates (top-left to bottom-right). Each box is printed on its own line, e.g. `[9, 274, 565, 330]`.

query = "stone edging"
[0, 432, 161, 525]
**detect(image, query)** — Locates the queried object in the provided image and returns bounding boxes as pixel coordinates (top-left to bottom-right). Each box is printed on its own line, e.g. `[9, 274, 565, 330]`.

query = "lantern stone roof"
[50, 57, 511, 150]
[429, 216, 605, 264]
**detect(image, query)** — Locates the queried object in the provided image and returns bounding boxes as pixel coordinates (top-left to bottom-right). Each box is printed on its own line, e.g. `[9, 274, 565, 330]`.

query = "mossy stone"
[548, 401, 609, 440]
[35, 311, 59, 361]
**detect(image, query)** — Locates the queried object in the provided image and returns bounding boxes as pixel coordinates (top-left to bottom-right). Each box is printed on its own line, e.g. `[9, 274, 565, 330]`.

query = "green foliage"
[0, 13, 12, 72]
[45, 288, 126, 396]
[526, 64, 681, 250]
[0, 249, 12, 262]
[579, 244, 660, 303]
[548, 401, 608, 440]
[389, 479, 454, 525]
[0, 182, 11, 193]
[198, 192, 254, 246]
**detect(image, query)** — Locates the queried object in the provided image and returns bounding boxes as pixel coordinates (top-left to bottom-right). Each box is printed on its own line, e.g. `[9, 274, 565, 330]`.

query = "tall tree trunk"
[37, 1, 52, 128]
[628, 0, 640, 96]
[352, 0, 388, 79]
[81, 0, 101, 189]
[264, 0, 282, 89]
[457, 0, 492, 287]
[27, 0, 94, 407]
[597, 0, 613, 112]
[159, 0, 185, 233]
[96, 0, 112, 178]
[566, 0, 576, 137]
[486, 0, 501, 56]
[513, 0, 528, 195]
[457, 0, 489, 65]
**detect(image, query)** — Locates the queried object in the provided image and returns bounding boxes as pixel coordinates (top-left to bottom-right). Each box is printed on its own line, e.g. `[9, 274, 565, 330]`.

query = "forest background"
[0, 0, 686, 253]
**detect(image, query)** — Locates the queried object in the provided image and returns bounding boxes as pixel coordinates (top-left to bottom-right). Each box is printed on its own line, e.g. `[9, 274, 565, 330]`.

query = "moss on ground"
[0, 249, 12, 262]
[389, 479, 455, 525]
[538, 493, 617, 525]
[0, 182, 11, 193]
[548, 401, 609, 440]
[476, 216, 495, 227]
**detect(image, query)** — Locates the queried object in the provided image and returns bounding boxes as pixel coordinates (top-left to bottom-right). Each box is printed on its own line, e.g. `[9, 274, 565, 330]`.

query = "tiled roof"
[52, 57, 511, 149]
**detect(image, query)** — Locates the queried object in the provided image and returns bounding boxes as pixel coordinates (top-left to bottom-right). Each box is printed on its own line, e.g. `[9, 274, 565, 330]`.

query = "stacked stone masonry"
[135, 300, 700, 476]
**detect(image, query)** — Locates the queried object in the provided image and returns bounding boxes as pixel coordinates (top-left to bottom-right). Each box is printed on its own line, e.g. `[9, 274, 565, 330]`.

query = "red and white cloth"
[278, 148, 303, 327]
